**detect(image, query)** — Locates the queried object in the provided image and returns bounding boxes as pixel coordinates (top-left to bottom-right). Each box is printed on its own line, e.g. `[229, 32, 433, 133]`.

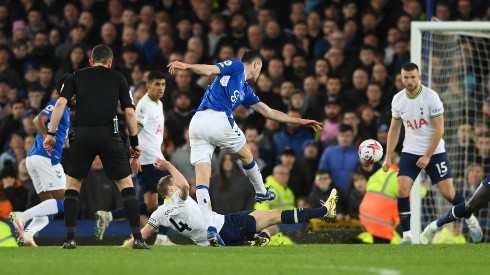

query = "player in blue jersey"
[167, 50, 322, 246]
[9, 74, 73, 246]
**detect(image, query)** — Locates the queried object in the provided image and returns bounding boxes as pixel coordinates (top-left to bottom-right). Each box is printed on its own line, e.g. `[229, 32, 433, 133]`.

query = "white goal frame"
[410, 21, 490, 244]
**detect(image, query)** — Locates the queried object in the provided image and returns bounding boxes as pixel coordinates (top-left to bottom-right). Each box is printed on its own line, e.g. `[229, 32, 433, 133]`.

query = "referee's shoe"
[132, 238, 150, 249]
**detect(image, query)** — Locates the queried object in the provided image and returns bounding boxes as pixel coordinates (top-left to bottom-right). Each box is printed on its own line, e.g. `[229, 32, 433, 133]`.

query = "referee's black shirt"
[60, 66, 134, 126]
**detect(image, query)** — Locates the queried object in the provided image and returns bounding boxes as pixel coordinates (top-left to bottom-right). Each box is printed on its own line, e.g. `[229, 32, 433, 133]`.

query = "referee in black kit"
[43, 44, 149, 249]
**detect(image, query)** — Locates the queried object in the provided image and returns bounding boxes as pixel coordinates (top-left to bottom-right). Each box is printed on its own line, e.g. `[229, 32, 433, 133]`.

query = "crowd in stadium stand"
[0, 0, 489, 232]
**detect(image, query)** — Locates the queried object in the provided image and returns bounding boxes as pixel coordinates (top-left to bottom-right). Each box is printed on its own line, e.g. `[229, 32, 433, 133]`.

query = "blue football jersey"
[196, 58, 261, 116]
[28, 99, 70, 165]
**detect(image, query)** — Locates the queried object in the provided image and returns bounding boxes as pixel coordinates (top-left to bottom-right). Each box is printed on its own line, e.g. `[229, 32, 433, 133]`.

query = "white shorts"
[26, 155, 66, 193]
[189, 109, 246, 165]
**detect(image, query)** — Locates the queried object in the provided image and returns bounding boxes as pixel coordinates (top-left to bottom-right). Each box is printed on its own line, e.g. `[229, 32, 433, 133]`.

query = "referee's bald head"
[91, 44, 113, 64]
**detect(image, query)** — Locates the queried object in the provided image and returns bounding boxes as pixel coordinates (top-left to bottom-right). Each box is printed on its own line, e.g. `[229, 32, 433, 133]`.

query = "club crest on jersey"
[406, 118, 428, 130]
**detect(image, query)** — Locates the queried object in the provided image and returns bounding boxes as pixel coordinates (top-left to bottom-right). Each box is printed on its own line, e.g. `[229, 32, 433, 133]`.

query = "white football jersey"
[136, 94, 165, 164]
[148, 191, 225, 246]
[391, 84, 445, 155]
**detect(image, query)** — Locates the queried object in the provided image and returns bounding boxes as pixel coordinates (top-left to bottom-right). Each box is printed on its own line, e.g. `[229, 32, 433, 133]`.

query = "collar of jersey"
[145, 92, 159, 103]
[405, 84, 422, 99]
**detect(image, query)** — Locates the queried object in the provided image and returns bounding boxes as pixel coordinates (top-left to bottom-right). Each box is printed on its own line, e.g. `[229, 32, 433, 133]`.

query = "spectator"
[165, 91, 192, 148]
[342, 111, 368, 146]
[254, 164, 296, 240]
[297, 139, 320, 194]
[318, 124, 359, 195]
[320, 98, 342, 148]
[434, 1, 453, 21]
[289, 90, 316, 120]
[55, 23, 88, 64]
[0, 160, 27, 220]
[207, 14, 228, 56]
[273, 110, 314, 160]
[164, 69, 203, 112]
[366, 82, 389, 119]
[308, 171, 348, 215]
[210, 152, 254, 214]
[0, 99, 25, 150]
[359, 103, 378, 137]
[0, 45, 22, 89]
[312, 57, 329, 89]
[348, 172, 367, 219]
[343, 68, 369, 112]
[279, 148, 308, 199]
[135, 22, 159, 62]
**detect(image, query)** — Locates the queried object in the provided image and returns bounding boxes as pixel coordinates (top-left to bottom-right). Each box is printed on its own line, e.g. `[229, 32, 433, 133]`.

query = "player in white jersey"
[167, 50, 322, 246]
[95, 70, 174, 245]
[382, 63, 482, 244]
[122, 158, 338, 247]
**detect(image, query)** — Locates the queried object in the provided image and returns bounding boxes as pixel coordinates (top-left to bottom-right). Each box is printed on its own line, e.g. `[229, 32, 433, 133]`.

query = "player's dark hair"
[157, 175, 173, 198]
[91, 44, 113, 64]
[147, 70, 166, 83]
[402, 62, 419, 72]
[241, 50, 262, 64]
[56, 73, 71, 94]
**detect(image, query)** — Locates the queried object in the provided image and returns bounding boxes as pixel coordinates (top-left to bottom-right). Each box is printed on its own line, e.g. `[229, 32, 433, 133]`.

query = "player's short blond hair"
[157, 175, 173, 198]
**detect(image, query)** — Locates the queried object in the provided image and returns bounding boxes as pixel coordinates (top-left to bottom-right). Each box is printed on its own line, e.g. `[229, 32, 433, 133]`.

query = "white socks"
[242, 161, 267, 194]
[22, 199, 60, 223]
[402, 231, 412, 239]
[24, 216, 49, 234]
[429, 221, 439, 230]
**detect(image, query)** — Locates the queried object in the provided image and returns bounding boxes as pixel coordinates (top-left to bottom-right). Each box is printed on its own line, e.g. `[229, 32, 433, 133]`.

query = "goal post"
[410, 21, 490, 244]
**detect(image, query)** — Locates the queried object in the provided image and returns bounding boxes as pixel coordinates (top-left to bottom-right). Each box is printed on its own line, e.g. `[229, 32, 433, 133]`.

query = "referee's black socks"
[121, 187, 143, 241]
[64, 189, 79, 241]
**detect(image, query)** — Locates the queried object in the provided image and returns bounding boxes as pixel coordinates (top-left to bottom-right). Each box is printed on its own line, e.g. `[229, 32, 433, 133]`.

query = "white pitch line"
[286, 263, 401, 275]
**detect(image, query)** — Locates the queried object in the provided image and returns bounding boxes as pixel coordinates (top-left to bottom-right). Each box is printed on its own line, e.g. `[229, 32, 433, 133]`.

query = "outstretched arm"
[141, 223, 156, 240]
[153, 158, 190, 200]
[250, 102, 322, 131]
[167, 61, 221, 77]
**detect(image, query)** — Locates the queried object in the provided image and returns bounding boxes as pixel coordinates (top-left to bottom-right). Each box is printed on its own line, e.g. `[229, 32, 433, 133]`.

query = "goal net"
[411, 21, 490, 244]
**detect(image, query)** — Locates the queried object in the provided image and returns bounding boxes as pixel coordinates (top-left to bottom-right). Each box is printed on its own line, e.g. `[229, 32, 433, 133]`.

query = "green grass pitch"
[0, 244, 488, 275]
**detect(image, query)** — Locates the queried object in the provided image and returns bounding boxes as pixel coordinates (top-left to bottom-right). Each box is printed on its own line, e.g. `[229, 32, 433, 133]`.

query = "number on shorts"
[435, 161, 448, 176]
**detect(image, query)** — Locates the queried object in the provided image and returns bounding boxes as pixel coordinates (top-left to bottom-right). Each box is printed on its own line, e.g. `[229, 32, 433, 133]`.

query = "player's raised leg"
[436, 178, 482, 243]
[250, 189, 338, 246]
[233, 142, 275, 202]
[421, 181, 489, 244]
[11, 190, 64, 246]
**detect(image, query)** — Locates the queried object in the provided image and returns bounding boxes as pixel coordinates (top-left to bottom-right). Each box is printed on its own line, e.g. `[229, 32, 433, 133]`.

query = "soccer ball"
[358, 139, 383, 164]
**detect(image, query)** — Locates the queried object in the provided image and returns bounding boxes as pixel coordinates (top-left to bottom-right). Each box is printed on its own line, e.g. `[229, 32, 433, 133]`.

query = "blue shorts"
[136, 164, 169, 194]
[219, 210, 256, 246]
[398, 152, 452, 184]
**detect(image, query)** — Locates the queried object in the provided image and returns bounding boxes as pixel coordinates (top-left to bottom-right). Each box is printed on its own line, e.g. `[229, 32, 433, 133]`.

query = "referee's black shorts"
[65, 125, 131, 180]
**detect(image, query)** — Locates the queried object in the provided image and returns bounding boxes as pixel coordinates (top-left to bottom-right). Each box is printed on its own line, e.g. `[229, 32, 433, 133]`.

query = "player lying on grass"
[124, 158, 337, 246]
[419, 176, 487, 244]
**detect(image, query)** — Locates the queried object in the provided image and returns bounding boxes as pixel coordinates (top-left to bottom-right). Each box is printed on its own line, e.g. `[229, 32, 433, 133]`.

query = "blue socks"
[111, 201, 148, 219]
[436, 203, 466, 227]
[398, 197, 411, 232]
[281, 207, 327, 223]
